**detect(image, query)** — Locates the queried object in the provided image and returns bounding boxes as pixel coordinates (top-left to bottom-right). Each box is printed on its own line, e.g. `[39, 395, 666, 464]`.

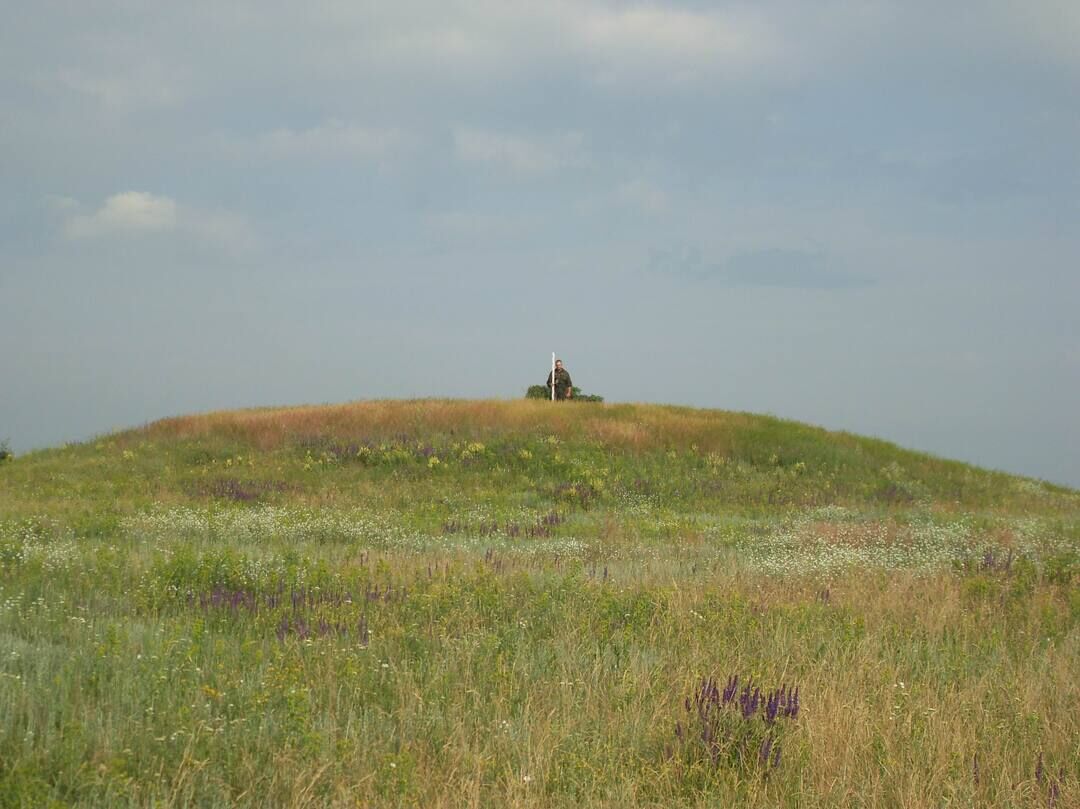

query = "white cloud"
[454, 126, 584, 174]
[262, 2, 779, 91]
[66, 192, 177, 238]
[64, 191, 256, 254]
[44, 194, 80, 214]
[182, 208, 260, 255]
[981, 1, 1080, 72]
[253, 120, 412, 160]
[203, 120, 415, 168]
[571, 4, 774, 84]
[53, 65, 186, 109]
[575, 179, 671, 217]
[616, 180, 669, 214]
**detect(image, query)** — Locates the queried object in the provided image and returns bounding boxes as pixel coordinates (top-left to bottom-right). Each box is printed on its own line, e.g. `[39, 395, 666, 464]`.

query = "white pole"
[551, 352, 556, 401]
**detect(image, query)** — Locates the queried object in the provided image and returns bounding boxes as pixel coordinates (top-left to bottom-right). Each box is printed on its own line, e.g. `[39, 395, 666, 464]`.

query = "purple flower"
[765, 690, 780, 724]
[759, 736, 773, 764]
[722, 674, 739, 705]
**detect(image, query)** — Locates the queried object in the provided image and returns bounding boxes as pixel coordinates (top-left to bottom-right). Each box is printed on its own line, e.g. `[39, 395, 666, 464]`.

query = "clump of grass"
[672, 674, 800, 776]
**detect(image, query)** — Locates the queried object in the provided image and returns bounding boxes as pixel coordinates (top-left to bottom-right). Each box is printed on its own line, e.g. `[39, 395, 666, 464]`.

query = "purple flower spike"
[722, 675, 737, 705]
[765, 690, 780, 724]
[759, 736, 773, 764]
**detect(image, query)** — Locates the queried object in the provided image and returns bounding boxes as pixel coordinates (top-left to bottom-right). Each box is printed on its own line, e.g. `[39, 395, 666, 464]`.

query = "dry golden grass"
[140, 399, 760, 454]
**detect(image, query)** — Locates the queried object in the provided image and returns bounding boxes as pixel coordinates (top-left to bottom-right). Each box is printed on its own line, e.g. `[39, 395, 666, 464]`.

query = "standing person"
[547, 359, 573, 400]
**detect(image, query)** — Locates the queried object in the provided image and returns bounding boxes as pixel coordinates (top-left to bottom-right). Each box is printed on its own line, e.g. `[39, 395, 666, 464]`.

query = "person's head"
[555, 359, 564, 370]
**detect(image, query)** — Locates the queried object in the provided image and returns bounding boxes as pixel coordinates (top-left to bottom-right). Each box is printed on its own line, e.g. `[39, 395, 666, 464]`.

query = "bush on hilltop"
[525, 385, 604, 402]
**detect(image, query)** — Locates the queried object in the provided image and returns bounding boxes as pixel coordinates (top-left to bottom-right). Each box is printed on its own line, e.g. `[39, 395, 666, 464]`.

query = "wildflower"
[759, 736, 773, 764]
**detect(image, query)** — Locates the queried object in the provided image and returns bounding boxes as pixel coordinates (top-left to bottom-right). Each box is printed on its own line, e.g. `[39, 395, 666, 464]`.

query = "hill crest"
[7, 399, 1073, 515]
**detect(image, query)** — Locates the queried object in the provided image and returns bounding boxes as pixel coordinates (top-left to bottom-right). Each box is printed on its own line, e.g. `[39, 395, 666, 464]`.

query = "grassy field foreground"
[0, 399, 1077, 807]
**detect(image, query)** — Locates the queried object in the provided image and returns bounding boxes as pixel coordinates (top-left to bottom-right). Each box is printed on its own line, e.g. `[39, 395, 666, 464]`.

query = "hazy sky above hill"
[2, 1, 1078, 486]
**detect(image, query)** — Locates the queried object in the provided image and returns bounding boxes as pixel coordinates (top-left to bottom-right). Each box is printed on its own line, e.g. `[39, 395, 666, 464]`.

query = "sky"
[1, 1, 1078, 487]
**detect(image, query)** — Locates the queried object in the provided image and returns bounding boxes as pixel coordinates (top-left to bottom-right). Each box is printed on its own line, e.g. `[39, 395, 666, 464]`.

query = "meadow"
[0, 399, 1077, 807]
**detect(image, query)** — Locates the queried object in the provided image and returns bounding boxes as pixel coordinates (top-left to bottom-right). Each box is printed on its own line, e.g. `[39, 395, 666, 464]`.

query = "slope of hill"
[4, 398, 1075, 515]
[1, 400, 1077, 806]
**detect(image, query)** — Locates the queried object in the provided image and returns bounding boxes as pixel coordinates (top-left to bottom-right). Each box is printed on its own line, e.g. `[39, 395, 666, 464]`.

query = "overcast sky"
[2, 1, 1078, 487]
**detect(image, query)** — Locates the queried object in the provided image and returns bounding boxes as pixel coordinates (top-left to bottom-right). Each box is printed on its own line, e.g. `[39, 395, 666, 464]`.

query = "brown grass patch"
[137, 399, 755, 454]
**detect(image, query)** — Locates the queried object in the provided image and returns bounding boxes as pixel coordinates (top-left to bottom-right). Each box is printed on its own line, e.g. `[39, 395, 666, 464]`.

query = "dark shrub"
[524, 385, 604, 402]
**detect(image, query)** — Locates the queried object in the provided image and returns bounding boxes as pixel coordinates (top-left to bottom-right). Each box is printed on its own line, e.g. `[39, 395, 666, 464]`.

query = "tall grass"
[0, 400, 1076, 806]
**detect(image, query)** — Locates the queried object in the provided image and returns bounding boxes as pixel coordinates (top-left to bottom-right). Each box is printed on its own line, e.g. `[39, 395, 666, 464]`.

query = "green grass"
[0, 400, 1077, 806]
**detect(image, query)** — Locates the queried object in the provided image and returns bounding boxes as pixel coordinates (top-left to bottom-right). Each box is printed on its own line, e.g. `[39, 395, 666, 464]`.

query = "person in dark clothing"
[547, 359, 573, 400]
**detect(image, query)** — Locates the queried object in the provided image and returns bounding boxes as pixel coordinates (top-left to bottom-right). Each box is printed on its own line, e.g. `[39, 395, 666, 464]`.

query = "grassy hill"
[1, 400, 1077, 806]
[5, 398, 1075, 516]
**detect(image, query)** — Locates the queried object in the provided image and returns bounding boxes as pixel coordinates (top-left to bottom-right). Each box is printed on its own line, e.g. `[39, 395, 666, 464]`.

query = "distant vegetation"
[0, 400, 1076, 806]
[525, 384, 604, 402]
[0, 439, 11, 462]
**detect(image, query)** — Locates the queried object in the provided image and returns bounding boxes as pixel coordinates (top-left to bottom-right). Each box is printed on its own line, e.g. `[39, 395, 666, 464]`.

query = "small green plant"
[1044, 550, 1078, 586]
[0, 439, 12, 462]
